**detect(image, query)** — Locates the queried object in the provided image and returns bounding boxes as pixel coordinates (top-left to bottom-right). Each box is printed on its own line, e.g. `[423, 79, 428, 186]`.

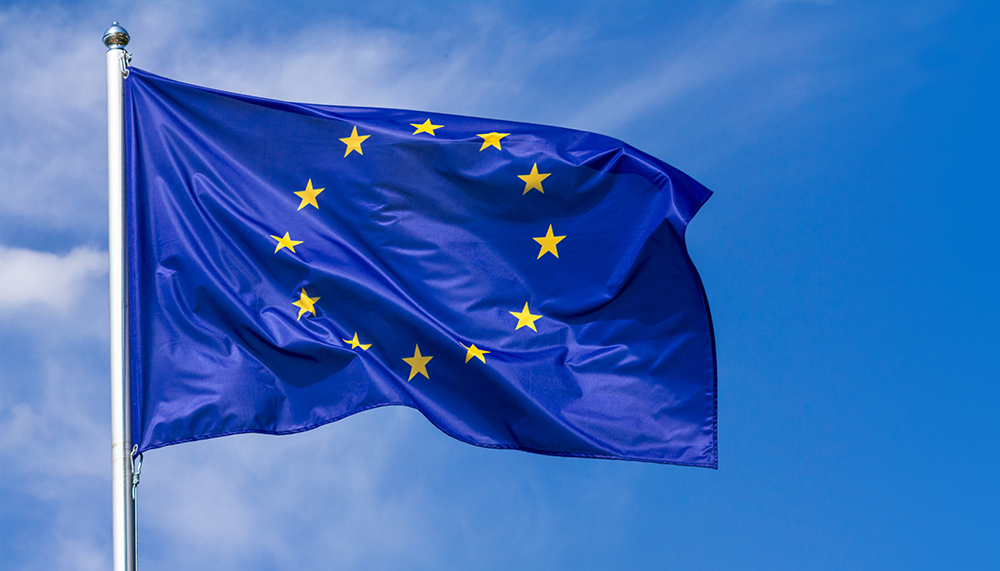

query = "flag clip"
[119, 50, 132, 78]
[130, 444, 142, 500]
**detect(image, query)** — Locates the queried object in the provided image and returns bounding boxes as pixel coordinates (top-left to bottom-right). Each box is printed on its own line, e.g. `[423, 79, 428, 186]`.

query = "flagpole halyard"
[104, 21, 137, 571]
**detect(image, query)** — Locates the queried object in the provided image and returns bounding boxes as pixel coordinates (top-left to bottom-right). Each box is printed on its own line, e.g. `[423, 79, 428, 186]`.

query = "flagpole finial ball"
[103, 22, 130, 50]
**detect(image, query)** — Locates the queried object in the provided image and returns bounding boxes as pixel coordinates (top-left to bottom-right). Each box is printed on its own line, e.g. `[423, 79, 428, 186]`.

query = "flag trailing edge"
[125, 67, 718, 467]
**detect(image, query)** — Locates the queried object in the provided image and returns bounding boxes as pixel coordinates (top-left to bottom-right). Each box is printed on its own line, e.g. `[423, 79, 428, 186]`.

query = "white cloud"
[0, 246, 111, 570]
[0, 245, 106, 311]
[0, 289, 112, 571]
[136, 409, 444, 570]
[123, 3, 593, 117]
[55, 538, 109, 571]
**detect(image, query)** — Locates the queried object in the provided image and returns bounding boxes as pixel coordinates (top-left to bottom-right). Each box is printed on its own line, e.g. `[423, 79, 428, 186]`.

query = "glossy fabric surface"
[125, 68, 717, 467]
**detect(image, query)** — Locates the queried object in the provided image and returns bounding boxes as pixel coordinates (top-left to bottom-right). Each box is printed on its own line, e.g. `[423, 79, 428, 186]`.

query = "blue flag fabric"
[125, 68, 717, 467]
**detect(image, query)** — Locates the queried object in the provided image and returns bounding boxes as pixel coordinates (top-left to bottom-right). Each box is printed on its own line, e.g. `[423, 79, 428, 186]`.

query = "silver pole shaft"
[104, 22, 136, 571]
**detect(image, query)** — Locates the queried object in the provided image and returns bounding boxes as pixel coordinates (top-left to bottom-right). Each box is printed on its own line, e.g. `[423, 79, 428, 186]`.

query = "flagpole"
[104, 22, 137, 571]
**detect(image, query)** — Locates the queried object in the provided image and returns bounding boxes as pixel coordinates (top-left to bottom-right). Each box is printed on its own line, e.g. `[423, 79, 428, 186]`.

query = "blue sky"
[0, 1, 997, 569]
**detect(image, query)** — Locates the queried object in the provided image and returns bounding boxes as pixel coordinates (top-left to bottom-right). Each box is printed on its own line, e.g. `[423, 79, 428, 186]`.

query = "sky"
[0, 1, 997, 569]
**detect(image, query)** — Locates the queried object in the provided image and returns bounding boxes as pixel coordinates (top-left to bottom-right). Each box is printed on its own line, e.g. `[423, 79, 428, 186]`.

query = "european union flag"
[125, 68, 717, 467]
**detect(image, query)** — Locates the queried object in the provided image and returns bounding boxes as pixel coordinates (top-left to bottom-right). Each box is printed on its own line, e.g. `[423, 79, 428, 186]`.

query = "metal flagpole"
[104, 22, 137, 571]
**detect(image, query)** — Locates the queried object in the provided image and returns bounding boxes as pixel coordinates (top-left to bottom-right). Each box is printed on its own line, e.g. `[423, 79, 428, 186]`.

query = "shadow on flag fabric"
[125, 68, 718, 467]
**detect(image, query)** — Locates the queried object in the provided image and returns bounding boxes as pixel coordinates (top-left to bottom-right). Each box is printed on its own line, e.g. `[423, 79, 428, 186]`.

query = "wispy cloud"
[0, 8, 108, 242]
[0, 260, 110, 570]
[557, 3, 854, 158]
[135, 407, 455, 570]
[0, 245, 105, 311]
[126, 3, 594, 116]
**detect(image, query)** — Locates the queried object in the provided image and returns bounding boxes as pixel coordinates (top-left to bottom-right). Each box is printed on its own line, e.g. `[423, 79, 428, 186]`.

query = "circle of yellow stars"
[268, 119, 568, 383]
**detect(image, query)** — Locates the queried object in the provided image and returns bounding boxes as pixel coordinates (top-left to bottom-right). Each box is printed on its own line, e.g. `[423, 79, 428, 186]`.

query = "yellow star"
[402, 344, 433, 381]
[518, 163, 551, 194]
[411, 119, 443, 136]
[270, 231, 303, 254]
[342, 332, 372, 351]
[291, 289, 321, 321]
[509, 302, 542, 332]
[340, 126, 370, 157]
[294, 179, 324, 210]
[477, 132, 509, 151]
[461, 343, 490, 364]
[533, 224, 566, 259]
